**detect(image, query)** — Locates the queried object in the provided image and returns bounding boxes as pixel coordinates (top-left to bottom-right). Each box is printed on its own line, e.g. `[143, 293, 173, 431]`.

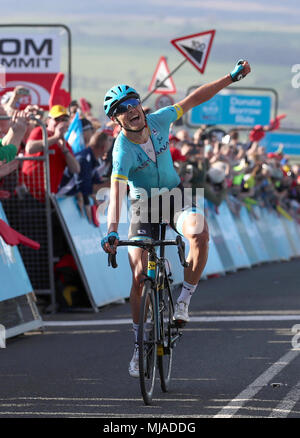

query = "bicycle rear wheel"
[157, 282, 174, 392]
[138, 280, 157, 405]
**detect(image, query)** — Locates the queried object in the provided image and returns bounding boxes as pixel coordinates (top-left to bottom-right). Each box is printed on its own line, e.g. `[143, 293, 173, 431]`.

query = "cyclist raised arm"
[101, 60, 251, 378]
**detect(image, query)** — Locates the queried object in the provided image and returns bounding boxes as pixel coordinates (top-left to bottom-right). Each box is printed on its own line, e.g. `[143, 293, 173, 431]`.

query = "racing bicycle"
[108, 223, 188, 405]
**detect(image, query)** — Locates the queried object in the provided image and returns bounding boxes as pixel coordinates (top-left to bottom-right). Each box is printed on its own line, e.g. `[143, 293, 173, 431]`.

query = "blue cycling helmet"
[104, 84, 140, 118]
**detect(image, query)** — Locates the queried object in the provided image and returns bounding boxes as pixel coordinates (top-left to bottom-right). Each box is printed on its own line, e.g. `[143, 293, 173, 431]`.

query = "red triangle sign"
[171, 30, 216, 74]
[148, 56, 176, 94]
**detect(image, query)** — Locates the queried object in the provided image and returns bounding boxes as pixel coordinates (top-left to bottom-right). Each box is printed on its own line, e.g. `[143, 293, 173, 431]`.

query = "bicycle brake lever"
[176, 236, 189, 268]
[108, 253, 118, 268]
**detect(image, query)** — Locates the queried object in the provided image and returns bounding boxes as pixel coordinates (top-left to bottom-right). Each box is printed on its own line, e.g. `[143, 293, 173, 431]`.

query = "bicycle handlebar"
[107, 236, 189, 269]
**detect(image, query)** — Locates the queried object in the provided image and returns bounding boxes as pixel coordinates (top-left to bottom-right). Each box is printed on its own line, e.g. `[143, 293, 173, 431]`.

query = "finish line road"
[1, 259, 300, 418]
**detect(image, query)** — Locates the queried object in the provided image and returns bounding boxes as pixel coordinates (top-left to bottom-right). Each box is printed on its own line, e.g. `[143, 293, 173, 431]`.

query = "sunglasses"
[55, 115, 69, 123]
[113, 98, 140, 116]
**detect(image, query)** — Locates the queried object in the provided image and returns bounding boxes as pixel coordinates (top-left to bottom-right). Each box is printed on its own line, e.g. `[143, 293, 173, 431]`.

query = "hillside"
[1, 0, 299, 128]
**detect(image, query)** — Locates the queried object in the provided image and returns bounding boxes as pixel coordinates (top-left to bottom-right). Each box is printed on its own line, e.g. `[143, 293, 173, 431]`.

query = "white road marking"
[43, 314, 300, 327]
[214, 349, 300, 418]
[269, 381, 300, 418]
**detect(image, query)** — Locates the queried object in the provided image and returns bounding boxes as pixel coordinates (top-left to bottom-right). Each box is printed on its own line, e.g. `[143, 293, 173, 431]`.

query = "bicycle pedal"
[171, 320, 186, 328]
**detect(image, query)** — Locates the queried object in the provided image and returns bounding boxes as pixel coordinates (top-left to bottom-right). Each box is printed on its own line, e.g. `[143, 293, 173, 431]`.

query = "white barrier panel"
[205, 202, 236, 272]
[213, 202, 251, 270]
[202, 232, 226, 277]
[54, 194, 300, 310]
[238, 206, 270, 264]
[253, 206, 281, 262]
[264, 209, 294, 261]
[279, 216, 300, 257]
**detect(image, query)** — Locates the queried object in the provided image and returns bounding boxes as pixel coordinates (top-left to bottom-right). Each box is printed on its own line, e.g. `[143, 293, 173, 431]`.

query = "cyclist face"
[112, 98, 145, 131]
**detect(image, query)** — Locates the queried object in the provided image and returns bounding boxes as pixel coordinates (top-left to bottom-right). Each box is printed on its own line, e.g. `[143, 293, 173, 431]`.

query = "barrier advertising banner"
[260, 132, 300, 155]
[0, 202, 33, 302]
[0, 33, 60, 108]
[53, 195, 130, 310]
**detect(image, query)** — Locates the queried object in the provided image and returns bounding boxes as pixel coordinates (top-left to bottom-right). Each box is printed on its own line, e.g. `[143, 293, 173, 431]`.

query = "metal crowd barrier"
[0, 115, 56, 312]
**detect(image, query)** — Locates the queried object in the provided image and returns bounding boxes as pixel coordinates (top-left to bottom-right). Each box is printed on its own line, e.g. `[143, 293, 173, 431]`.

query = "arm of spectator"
[0, 159, 19, 179]
[25, 121, 68, 154]
[2, 110, 29, 150]
[3, 86, 30, 115]
[60, 140, 80, 175]
[25, 134, 60, 154]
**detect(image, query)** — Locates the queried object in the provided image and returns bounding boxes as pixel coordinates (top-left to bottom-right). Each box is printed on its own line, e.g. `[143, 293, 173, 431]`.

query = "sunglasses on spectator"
[55, 115, 69, 123]
[113, 98, 140, 116]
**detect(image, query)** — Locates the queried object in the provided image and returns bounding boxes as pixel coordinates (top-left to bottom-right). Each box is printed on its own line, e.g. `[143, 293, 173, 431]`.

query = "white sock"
[177, 281, 197, 306]
[132, 323, 139, 344]
[132, 323, 148, 343]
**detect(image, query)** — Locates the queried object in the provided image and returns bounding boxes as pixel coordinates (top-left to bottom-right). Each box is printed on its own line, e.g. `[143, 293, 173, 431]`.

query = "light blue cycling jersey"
[111, 104, 183, 199]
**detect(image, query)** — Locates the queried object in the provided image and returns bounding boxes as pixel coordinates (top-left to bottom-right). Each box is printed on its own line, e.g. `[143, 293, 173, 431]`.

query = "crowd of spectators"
[0, 87, 114, 213]
[0, 84, 299, 227]
[169, 124, 300, 223]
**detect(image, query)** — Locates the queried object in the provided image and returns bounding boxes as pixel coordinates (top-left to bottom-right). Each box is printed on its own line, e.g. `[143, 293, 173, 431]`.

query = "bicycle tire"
[138, 280, 157, 405]
[157, 279, 174, 392]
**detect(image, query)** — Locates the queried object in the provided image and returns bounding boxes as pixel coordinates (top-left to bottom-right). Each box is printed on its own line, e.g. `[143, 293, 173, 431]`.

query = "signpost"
[188, 92, 272, 127]
[170, 29, 215, 74]
[148, 56, 176, 95]
[142, 29, 215, 103]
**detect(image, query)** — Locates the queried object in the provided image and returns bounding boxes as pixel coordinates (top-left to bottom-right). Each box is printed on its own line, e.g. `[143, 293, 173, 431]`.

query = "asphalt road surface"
[1, 258, 300, 422]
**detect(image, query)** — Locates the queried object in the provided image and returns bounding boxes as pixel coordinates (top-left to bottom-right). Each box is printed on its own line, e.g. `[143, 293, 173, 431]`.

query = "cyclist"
[101, 60, 251, 377]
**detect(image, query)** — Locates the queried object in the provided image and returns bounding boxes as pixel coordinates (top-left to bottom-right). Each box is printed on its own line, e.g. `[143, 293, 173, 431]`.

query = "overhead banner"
[148, 56, 176, 94]
[188, 93, 271, 126]
[260, 132, 300, 155]
[0, 33, 60, 108]
[171, 30, 215, 74]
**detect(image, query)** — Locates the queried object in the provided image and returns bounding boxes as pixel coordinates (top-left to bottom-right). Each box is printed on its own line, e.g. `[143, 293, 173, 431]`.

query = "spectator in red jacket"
[21, 105, 80, 201]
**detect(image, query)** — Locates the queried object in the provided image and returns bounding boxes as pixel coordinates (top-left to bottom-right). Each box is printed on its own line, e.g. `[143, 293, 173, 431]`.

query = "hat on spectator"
[169, 134, 180, 143]
[49, 105, 68, 119]
[207, 162, 226, 183]
[170, 147, 186, 162]
[81, 118, 94, 131]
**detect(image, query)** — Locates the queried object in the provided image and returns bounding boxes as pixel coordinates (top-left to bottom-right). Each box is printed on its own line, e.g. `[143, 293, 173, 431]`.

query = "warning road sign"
[148, 56, 176, 94]
[171, 30, 215, 74]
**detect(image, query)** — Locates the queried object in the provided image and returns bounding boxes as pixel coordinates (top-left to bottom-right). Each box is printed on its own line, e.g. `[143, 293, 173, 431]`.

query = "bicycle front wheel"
[157, 283, 174, 392]
[138, 280, 158, 405]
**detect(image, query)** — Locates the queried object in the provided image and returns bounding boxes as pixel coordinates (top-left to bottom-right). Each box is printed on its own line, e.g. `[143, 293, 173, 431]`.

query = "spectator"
[0, 105, 10, 138]
[68, 100, 79, 121]
[2, 85, 31, 116]
[58, 130, 113, 222]
[179, 143, 227, 207]
[176, 128, 192, 143]
[0, 110, 30, 179]
[21, 105, 80, 201]
[193, 127, 207, 146]
[81, 118, 95, 145]
[169, 133, 186, 164]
